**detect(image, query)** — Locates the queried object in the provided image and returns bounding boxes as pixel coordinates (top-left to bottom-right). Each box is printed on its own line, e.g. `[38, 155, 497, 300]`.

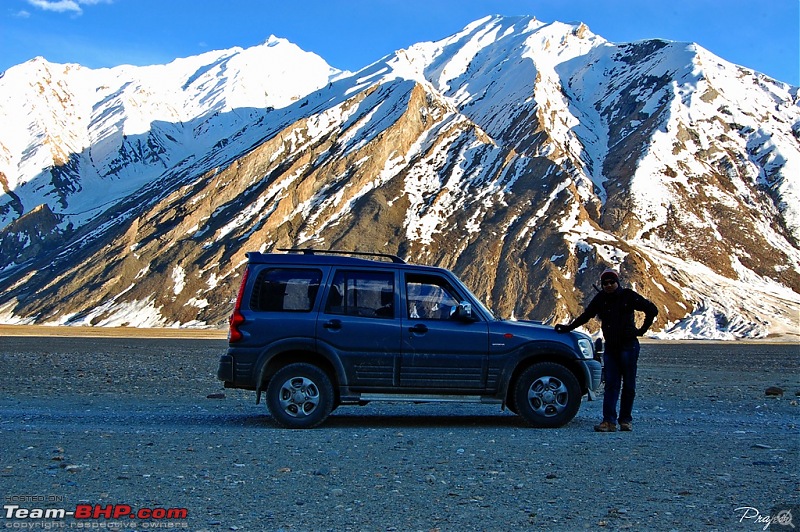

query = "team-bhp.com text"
[4, 504, 187, 521]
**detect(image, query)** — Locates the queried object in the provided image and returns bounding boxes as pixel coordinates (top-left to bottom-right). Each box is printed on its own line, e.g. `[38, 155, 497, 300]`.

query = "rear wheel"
[513, 362, 581, 428]
[266, 363, 334, 429]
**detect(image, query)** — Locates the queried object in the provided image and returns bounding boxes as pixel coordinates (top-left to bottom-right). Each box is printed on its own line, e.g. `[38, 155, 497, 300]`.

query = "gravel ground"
[0, 335, 798, 531]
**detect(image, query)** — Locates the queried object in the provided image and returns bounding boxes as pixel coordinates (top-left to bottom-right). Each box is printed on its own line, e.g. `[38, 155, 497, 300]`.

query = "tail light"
[228, 267, 249, 343]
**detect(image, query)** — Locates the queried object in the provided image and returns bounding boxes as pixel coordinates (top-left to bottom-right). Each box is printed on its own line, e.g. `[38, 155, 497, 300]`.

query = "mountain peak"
[265, 34, 289, 47]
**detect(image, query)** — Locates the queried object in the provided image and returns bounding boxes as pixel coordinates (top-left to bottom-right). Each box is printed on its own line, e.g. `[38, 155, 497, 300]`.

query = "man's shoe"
[619, 422, 633, 432]
[594, 421, 617, 432]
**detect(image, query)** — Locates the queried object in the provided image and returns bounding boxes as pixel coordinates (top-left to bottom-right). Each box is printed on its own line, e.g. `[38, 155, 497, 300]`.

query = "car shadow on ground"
[322, 412, 524, 429]
[225, 413, 524, 429]
[228, 412, 604, 430]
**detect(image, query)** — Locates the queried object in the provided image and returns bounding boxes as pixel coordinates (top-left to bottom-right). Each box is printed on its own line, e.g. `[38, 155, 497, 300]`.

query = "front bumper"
[584, 359, 603, 400]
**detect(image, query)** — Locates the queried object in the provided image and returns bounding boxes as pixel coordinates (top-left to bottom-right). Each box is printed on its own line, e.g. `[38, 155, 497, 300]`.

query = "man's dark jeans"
[602, 342, 640, 424]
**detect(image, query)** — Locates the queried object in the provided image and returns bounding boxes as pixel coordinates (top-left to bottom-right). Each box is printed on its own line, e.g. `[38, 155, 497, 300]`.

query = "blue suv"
[217, 249, 602, 428]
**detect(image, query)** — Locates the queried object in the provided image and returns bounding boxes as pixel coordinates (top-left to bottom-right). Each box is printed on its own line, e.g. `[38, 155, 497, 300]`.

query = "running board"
[358, 393, 501, 404]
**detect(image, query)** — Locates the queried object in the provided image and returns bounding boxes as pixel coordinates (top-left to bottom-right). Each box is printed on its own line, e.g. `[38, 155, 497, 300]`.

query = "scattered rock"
[765, 386, 784, 396]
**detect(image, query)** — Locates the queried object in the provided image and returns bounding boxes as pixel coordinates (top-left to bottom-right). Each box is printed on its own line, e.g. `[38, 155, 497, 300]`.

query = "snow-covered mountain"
[0, 36, 339, 228]
[1, 15, 798, 339]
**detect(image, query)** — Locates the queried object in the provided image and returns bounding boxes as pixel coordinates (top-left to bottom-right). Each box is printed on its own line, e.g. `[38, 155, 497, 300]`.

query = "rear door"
[316, 269, 401, 389]
[400, 272, 490, 389]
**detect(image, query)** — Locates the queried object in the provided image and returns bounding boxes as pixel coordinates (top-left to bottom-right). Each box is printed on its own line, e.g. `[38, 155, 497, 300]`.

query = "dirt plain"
[0, 328, 798, 531]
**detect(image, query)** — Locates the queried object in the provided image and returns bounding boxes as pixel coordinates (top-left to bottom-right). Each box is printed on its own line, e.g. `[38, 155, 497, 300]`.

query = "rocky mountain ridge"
[0, 15, 798, 339]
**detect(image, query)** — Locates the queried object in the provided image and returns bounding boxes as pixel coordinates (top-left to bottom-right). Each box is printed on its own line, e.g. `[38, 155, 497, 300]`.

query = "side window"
[250, 268, 322, 312]
[325, 270, 395, 319]
[406, 274, 461, 320]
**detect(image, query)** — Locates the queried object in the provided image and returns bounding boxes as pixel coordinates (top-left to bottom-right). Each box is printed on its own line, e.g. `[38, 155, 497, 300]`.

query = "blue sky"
[1, 0, 798, 85]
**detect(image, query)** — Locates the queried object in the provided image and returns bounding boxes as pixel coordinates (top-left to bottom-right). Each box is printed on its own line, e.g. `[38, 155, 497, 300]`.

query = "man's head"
[600, 269, 619, 293]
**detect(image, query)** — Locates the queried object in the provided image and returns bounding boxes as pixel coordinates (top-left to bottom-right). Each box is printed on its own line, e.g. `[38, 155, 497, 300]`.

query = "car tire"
[266, 363, 335, 429]
[513, 362, 581, 428]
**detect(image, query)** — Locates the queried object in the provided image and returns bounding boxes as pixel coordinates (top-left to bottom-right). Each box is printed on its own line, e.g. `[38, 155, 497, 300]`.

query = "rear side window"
[325, 270, 395, 319]
[250, 268, 322, 312]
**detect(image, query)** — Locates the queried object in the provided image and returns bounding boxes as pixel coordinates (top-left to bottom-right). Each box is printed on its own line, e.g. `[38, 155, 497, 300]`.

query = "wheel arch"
[503, 345, 589, 407]
[254, 341, 343, 404]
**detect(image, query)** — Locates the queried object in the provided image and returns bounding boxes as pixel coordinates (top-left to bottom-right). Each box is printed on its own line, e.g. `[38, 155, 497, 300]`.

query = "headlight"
[577, 338, 594, 359]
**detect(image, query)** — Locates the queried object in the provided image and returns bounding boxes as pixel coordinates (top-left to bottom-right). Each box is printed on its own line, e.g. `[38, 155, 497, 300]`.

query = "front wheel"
[513, 362, 581, 428]
[266, 363, 335, 429]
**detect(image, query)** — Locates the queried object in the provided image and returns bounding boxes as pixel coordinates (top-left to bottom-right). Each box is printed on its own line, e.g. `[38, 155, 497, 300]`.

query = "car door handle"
[323, 319, 342, 330]
[409, 324, 428, 334]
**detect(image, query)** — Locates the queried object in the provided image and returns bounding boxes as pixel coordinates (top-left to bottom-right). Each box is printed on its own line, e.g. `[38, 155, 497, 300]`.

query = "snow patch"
[172, 265, 186, 295]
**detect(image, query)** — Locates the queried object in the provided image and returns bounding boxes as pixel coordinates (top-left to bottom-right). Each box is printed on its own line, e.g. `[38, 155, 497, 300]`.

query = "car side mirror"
[450, 301, 474, 321]
[594, 338, 604, 360]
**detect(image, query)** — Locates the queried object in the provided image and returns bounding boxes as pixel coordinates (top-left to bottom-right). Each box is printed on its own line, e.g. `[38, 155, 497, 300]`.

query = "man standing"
[555, 269, 658, 432]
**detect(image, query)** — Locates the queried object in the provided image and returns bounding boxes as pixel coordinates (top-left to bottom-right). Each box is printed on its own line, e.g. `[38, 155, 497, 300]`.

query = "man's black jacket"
[566, 287, 658, 350]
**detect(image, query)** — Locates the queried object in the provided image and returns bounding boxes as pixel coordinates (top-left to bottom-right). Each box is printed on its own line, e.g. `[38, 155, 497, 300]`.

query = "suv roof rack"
[278, 248, 406, 264]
